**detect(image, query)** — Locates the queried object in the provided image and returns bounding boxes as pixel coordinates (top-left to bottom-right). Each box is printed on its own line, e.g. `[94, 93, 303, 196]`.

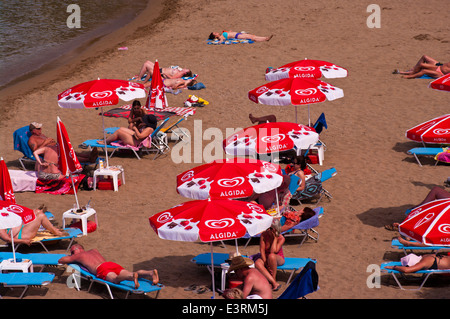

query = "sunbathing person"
[33, 145, 65, 181]
[384, 253, 450, 273]
[393, 55, 450, 79]
[249, 113, 277, 124]
[143, 77, 197, 90]
[209, 31, 273, 42]
[253, 220, 285, 291]
[99, 114, 157, 147]
[137, 61, 192, 84]
[280, 206, 316, 233]
[28, 121, 98, 164]
[58, 244, 159, 289]
[0, 205, 67, 246]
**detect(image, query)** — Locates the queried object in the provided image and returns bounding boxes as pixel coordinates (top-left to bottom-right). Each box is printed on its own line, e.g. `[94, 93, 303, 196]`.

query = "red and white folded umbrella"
[399, 199, 450, 246]
[429, 73, 450, 92]
[265, 59, 348, 81]
[405, 114, 450, 145]
[56, 117, 83, 209]
[223, 122, 319, 156]
[145, 60, 168, 110]
[176, 158, 283, 200]
[0, 158, 16, 204]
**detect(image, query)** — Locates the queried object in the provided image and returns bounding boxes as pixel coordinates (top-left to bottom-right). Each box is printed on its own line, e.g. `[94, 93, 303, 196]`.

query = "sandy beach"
[0, 0, 449, 302]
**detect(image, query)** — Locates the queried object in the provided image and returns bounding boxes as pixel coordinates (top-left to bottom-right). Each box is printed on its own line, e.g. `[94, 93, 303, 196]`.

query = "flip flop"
[194, 285, 210, 294]
[184, 284, 198, 291]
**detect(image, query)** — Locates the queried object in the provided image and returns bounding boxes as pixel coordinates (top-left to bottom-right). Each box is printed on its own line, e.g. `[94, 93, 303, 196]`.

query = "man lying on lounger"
[58, 244, 159, 289]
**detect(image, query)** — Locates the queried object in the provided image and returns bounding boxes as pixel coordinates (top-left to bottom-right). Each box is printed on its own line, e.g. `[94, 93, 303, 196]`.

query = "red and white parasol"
[405, 114, 450, 145]
[176, 158, 283, 200]
[0, 158, 16, 204]
[265, 59, 348, 81]
[223, 122, 319, 157]
[56, 117, 83, 209]
[429, 73, 450, 92]
[58, 78, 146, 167]
[145, 60, 168, 110]
[0, 200, 36, 262]
[248, 78, 343, 124]
[149, 198, 272, 297]
[399, 199, 450, 246]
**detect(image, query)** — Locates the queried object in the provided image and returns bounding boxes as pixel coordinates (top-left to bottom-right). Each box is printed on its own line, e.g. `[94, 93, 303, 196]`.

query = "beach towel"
[435, 147, 450, 163]
[35, 175, 85, 195]
[206, 39, 254, 45]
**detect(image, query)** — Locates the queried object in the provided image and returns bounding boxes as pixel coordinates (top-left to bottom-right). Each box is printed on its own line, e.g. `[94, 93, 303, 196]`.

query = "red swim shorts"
[96, 262, 124, 280]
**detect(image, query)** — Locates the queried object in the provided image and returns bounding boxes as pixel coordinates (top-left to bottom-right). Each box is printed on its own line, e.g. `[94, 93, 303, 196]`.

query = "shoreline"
[0, 0, 449, 300]
[0, 0, 172, 121]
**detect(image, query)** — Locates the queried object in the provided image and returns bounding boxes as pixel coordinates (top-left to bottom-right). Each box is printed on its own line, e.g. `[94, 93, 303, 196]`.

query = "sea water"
[0, 0, 149, 89]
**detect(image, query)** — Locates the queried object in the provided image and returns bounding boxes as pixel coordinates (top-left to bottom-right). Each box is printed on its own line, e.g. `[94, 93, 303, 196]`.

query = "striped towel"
[120, 104, 196, 117]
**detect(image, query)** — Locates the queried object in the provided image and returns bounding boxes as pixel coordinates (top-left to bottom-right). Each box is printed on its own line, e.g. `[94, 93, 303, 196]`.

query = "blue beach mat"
[206, 39, 254, 45]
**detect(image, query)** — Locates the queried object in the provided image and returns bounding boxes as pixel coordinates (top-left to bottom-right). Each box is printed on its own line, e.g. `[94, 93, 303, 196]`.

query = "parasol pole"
[70, 173, 80, 210]
[10, 229, 16, 263]
[100, 107, 110, 168]
[210, 242, 216, 299]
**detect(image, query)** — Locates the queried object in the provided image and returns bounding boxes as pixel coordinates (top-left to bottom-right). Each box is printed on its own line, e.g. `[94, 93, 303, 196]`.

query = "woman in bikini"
[136, 61, 193, 84]
[0, 205, 66, 246]
[394, 55, 450, 79]
[209, 31, 273, 42]
[385, 253, 450, 272]
[143, 77, 197, 89]
[99, 114, 158, 147]
[253, 220, 285, 291]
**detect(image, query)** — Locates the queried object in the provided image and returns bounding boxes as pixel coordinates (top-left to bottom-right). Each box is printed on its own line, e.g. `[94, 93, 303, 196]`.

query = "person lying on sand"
[0, 205, 68, 246]
[143, 77, 197, 90]
[58, 244, 159, 288]
[393, 55, 450, 79]
[209, 31, 273, 42]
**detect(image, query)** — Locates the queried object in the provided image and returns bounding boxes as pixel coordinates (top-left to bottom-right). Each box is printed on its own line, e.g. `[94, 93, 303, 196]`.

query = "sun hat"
[29, 122, 43, 131]
[227, 256, 254, 273]
[401, 253, 422, 267]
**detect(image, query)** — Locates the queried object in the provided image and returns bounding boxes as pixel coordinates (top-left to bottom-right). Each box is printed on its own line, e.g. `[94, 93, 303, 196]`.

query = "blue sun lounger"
[14, 227, 83, 253]
[391, 238, 449, 255]
[68, 263, 163, 299]
[191, 252, 316, 290]
[407, 147, 443, 167]
[0, 272, 55, 298]
[381, 261, 450, 290]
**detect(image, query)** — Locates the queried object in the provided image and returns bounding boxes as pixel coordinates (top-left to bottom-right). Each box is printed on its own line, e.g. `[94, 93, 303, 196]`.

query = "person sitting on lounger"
[227, 255, 273, 299]
[58, 244, 159, 289]
[393, 55, 450, 79]
[33, 145, 65, 181]
[28, 122, 98, 165]
[385, 253, 450, 273]
[253, 220, 285, 291]
[127, 100, 148, 129]
[0, 205, 67, 246]
[280, 206, 316, 233]
[99, 114, 158, 147]
[209, 31, 273, 42]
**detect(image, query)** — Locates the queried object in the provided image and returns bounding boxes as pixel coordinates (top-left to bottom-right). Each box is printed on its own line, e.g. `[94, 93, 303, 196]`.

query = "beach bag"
[291, 175, 323, 202]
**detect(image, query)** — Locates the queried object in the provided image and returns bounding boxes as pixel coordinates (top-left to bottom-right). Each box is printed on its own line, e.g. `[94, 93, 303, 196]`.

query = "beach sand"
[0, 0, 449, 301]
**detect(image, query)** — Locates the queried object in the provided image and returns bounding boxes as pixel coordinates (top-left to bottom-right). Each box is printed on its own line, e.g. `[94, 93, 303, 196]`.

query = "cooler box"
[97, 177, 122, 190]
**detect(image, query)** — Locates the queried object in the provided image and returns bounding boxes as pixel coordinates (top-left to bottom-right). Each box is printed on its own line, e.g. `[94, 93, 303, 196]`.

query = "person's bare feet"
[134, 273, 140, 289]
[249, 113, 257, 124]
[152, 269, 159, 285]
[266, 35, 273, 41]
